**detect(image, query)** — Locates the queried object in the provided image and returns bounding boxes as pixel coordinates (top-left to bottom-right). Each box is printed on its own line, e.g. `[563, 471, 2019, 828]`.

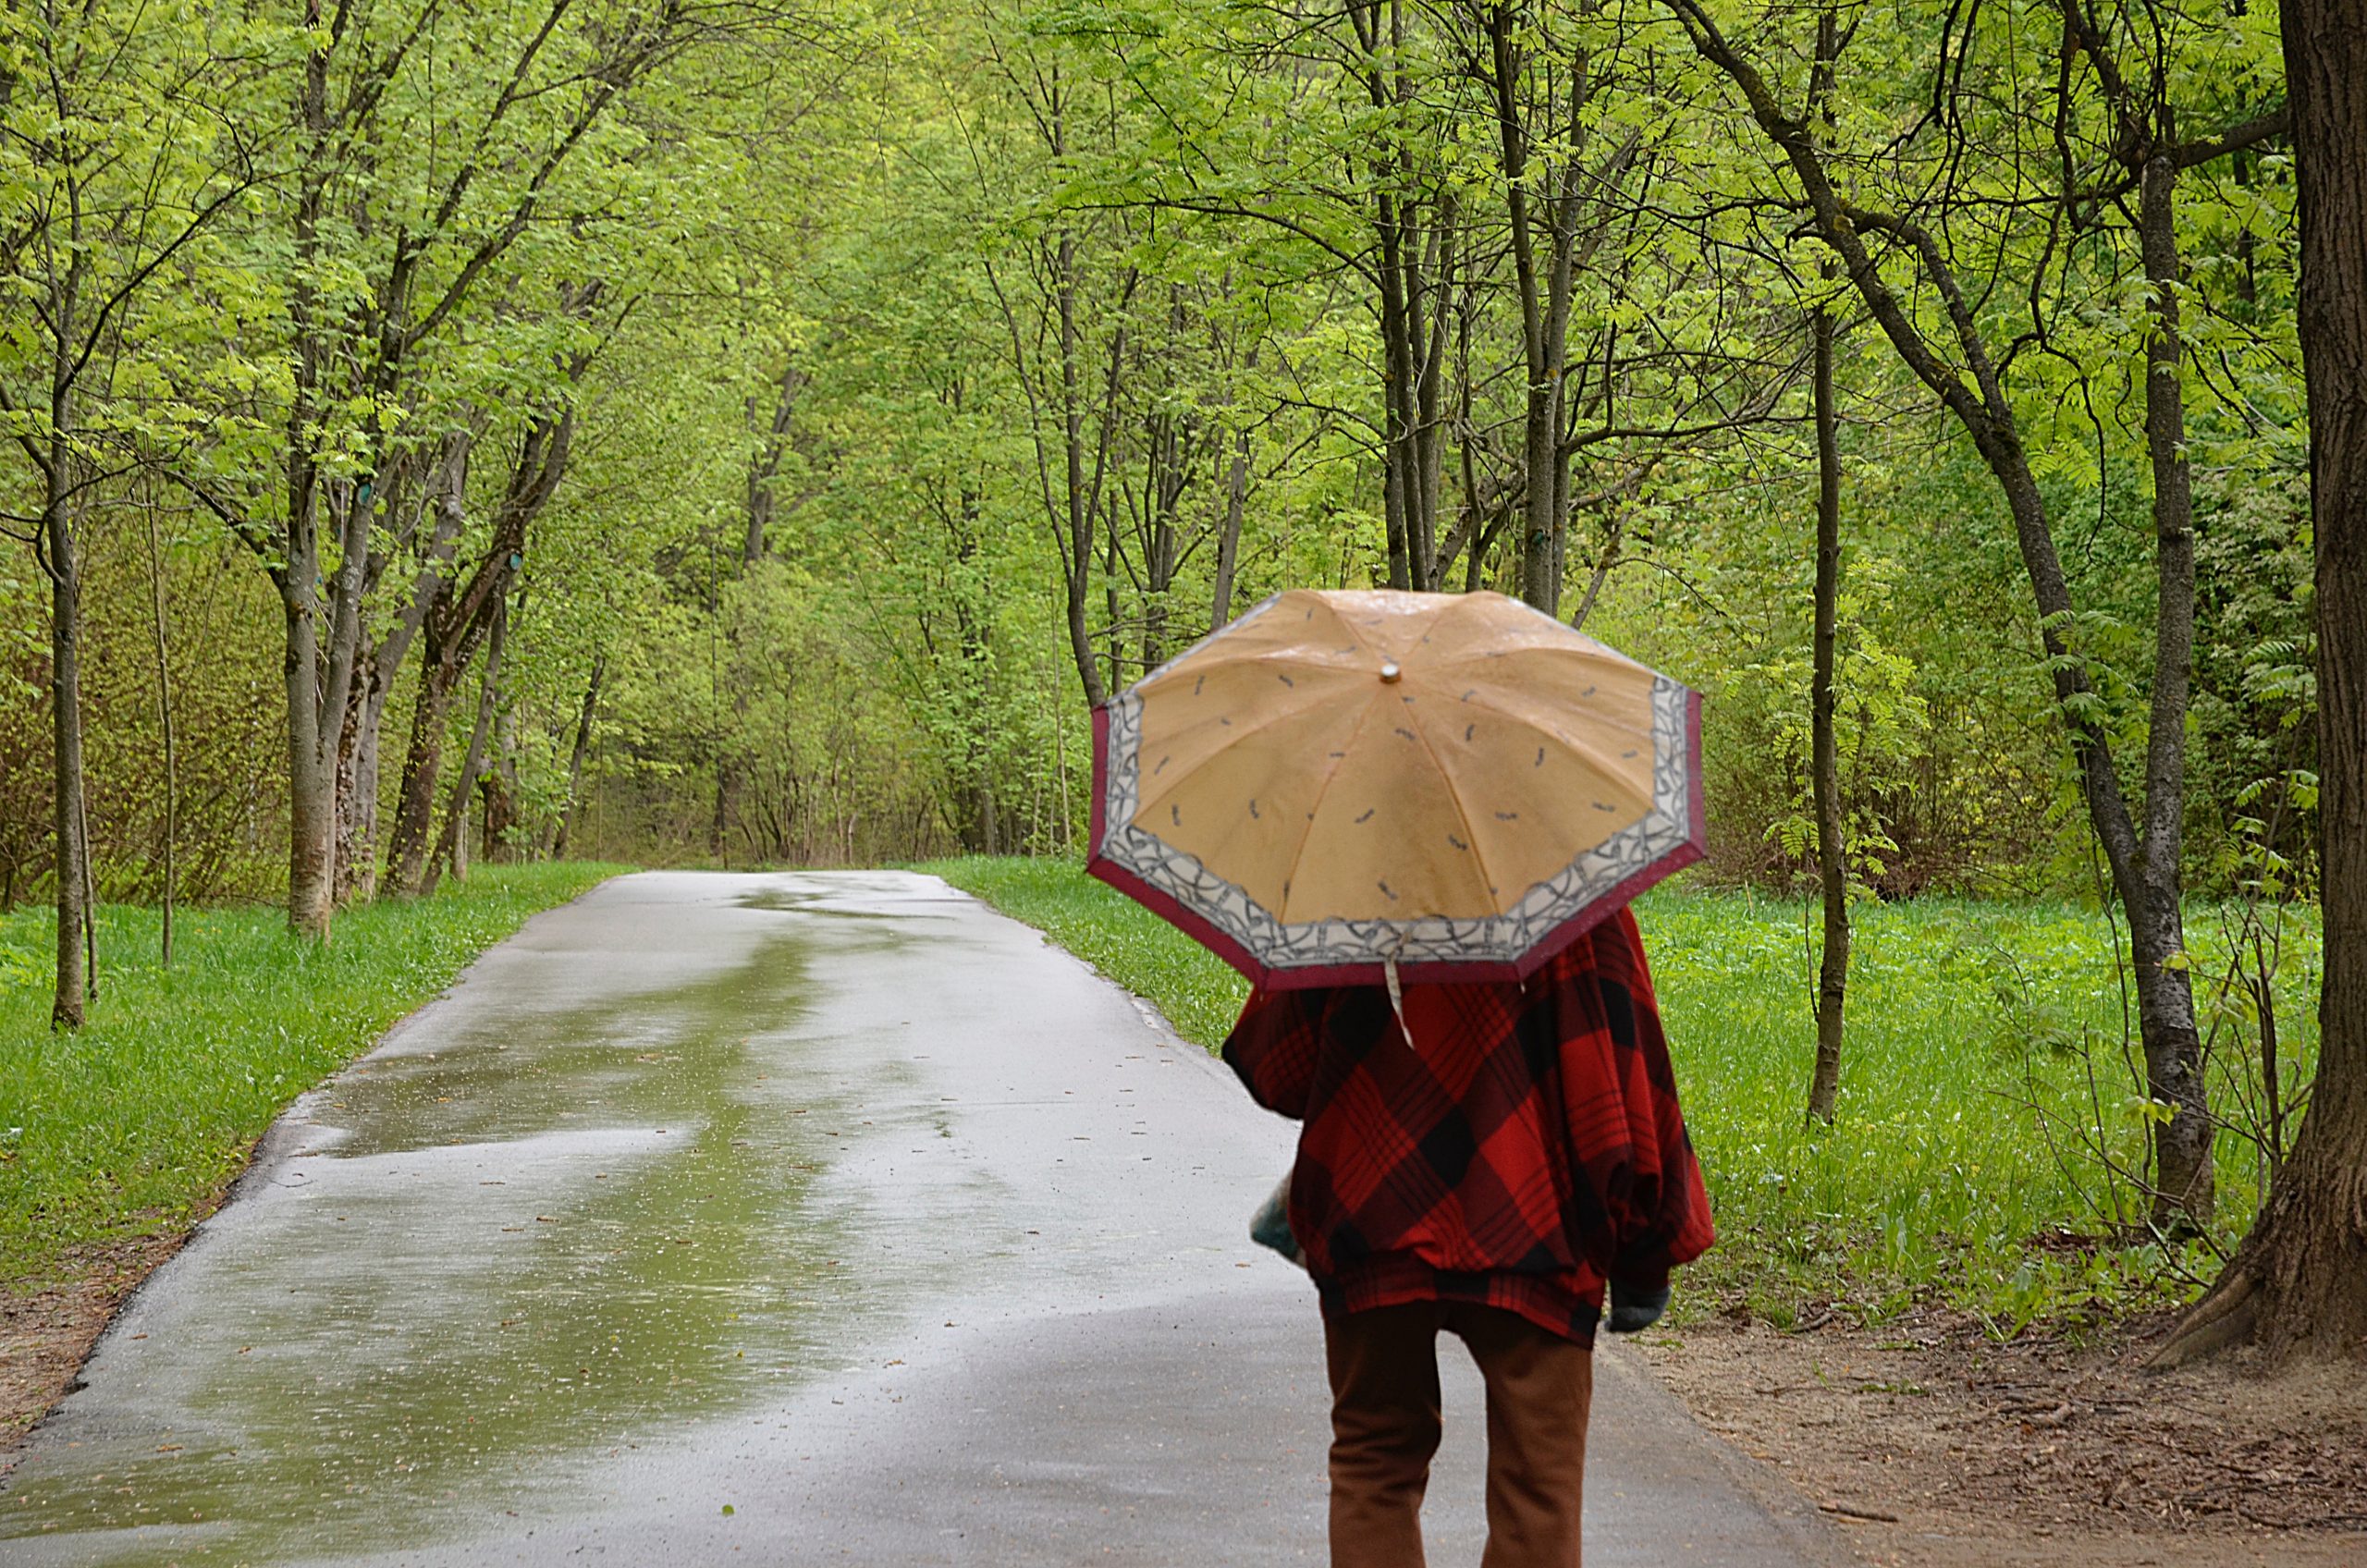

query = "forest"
[4, 0, 2364, 1370]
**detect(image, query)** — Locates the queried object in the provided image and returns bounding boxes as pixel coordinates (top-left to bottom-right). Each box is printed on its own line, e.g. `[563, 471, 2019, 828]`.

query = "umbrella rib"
[1273, 687, 1389, 926]
[1132, 687, 1363, 818]
[1439, 686, 1656, 785]
[1400, 703, 1502, 913]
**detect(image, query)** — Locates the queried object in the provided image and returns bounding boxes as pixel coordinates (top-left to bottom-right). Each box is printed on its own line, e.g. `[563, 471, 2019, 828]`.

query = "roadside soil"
[1639, 1305, 2367, 1568]
[0, 1234, 189, 1472]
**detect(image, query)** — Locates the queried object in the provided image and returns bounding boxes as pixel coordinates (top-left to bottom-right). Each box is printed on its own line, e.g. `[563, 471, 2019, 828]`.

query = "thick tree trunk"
[45, 453, 88, 1030]
[1806, 305, 1848, 1123]
[280, 484, 372, 937]
[484, 697, 520, 860]
[385, 642, 465, 896]
[1488, 8, 1568, 617]
[2160, 0, 2367, 1364]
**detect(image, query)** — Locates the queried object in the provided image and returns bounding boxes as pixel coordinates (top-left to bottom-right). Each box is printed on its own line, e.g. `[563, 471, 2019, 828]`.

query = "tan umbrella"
[1088, 587, 1703, 989]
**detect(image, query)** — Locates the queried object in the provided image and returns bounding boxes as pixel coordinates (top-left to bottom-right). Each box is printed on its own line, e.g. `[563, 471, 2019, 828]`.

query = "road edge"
[0, 872, 631, 1476]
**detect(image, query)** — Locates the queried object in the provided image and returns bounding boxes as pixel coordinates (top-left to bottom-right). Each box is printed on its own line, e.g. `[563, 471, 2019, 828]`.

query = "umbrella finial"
[1379, 661, 1403, 683]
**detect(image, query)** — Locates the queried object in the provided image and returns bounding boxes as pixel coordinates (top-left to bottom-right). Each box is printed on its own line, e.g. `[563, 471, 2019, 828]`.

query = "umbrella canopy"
[1088, 588, 1703, 990]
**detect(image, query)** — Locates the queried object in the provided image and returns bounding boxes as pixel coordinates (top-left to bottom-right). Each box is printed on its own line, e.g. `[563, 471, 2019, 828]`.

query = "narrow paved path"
[2, 872, 1845, 1566]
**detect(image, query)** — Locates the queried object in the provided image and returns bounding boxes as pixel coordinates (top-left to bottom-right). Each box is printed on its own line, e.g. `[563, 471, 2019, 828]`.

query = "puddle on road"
[734, 885, 919, 920]
[0, 923, 922, 1563]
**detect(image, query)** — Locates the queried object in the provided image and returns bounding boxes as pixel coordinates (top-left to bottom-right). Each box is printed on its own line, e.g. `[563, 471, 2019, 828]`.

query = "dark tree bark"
[1137, 388, 1189, 670]
[1806, 302, 1848, 1123]
[711, 367, 792, 864]
[946, 484, 1000, 854]
[1346, 0, 1453, 591]
[744, 361, 799, 562]
[987, 212, 1127, 707]
[2158, 0, 2367, 1365]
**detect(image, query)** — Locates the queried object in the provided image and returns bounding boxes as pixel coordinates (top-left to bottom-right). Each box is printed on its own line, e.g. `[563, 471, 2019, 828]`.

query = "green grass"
[0, 863, 624, 1286]
[924, 854, 2322, 1336]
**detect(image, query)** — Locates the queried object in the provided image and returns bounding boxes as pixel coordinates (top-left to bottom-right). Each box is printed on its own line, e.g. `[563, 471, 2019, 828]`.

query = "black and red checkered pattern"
[1222, 905, 1715, 1345]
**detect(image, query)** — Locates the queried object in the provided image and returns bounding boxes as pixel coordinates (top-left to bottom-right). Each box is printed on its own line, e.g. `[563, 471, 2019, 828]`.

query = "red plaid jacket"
[1222, 906, 1713, 1344]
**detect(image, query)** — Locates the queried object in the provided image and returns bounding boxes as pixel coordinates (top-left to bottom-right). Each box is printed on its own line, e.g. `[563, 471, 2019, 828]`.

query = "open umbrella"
[1088, 587, 1703, 990]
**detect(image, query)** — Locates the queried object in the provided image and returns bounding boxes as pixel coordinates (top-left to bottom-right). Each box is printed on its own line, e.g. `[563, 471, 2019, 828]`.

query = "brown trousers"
[1323, 1301, 1594, 1568]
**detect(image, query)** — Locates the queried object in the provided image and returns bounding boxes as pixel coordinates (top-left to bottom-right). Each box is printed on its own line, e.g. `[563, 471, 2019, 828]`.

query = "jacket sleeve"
[1560, 911, 1716, 1289]
[1220, 986, 1326, 1121]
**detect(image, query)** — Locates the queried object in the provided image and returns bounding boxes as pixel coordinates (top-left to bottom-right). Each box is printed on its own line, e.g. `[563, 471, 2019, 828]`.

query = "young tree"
[0, 0, 264, 1023]
[1663, 0, 2284, 1225]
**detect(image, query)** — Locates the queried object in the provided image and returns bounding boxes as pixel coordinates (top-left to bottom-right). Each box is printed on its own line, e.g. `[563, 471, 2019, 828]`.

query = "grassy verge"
[0, 863, 625, 1288]
[924, 854, 2321, 1336]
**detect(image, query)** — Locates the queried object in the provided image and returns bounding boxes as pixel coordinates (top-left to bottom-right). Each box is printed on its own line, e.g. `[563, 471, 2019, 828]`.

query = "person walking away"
[1223, 904, 1713, 1568]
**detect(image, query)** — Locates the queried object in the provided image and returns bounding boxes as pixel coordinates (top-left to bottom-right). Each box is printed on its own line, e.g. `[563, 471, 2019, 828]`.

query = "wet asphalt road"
[1, 871, 1843, 1566]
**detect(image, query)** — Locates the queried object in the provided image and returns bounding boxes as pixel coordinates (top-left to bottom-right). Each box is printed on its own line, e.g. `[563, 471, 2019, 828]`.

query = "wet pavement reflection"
[1, 877, 958, 1563]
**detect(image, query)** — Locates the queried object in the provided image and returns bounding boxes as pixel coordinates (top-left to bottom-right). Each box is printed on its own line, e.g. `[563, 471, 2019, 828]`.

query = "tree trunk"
[331, 443, 460, 904]
[384, 634, 466, 896]
[484, 695, 520, 860]
[1212, 425, 1249, 629]
[45, 447, 88, 1030]
[1807, 303, 1848, 1123]
[143, 502, 176, 968]
[2159, 0, 2367, 1364]
[383, 414, 565, 895]
[1485, 6, 1569, 615]
[2134, 142, 2212, 1226]
[333, 669, 383, 905]
[279, 480, 372, 938]
[550, 655, 603, 860]
[283, 36, 336, 941]
[1054, 232, 1112, 709]
[425, 602, 505, 898]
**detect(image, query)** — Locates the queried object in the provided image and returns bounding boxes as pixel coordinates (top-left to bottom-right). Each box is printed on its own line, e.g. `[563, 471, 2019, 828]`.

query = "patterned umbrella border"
[1085, 594, 1705, 991]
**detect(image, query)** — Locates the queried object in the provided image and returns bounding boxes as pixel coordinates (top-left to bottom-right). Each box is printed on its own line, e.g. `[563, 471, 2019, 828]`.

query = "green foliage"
[935, 856, 2321, 1332]
[0, 0, 2314, 913]
[0, 864, 622, 1285]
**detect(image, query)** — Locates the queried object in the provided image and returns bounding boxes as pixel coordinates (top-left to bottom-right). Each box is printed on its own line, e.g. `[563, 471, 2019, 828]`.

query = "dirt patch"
[0, 1233, 189, 1473]
[1638, 1306, 2367, 1567]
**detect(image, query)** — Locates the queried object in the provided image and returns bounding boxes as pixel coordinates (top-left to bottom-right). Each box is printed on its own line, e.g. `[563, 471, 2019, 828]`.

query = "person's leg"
[1446, 1304, 1594, 1568]
[1323, 1301, 1446, 1568]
